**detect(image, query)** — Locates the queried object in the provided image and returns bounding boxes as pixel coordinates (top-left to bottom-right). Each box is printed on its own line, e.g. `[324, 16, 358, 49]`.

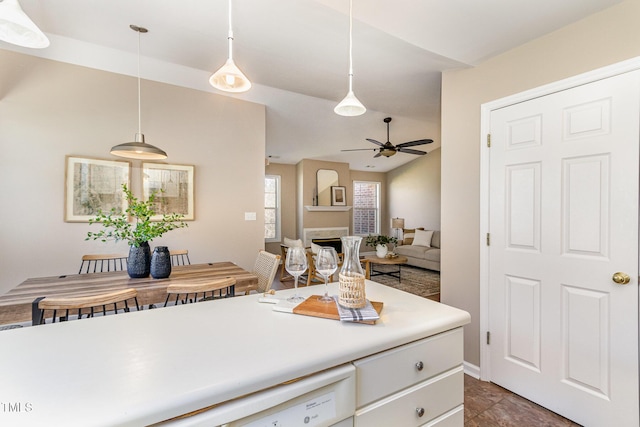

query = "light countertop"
[0, 280, 470, 426]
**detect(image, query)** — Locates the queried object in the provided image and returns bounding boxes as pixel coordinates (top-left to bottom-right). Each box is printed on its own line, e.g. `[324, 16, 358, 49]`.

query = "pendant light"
[209, 0, 251, 93]
[110, 25, 167, 160]
[0, 0, 49, 48]
[334, 0, 366, 117]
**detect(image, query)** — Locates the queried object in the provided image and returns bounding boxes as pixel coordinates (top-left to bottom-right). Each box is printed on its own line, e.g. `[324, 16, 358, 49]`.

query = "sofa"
[393, 228, 440, 272]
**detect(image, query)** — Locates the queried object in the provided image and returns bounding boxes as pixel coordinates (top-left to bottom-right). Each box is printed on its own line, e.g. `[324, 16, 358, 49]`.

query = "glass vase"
[338, 236, 366, 308]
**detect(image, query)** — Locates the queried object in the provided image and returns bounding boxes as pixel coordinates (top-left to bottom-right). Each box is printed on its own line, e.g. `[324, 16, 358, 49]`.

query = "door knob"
[612, 272, 631, 285]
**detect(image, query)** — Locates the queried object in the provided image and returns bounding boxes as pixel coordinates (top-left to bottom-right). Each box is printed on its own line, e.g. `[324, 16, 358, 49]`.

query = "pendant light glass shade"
[334, 88, 366, 116]
[335, 0, 365, 117]
[209, 0, 251, 93]
[0, 0, 49, 48]
[111, 25, 167, 160]
[209, 57, 251, 92]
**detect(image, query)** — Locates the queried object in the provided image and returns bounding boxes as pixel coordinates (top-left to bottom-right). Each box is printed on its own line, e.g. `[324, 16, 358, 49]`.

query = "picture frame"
[331, 186, 346, 206]
[142, 162, 195, 220]
[64, 156, 131, 222]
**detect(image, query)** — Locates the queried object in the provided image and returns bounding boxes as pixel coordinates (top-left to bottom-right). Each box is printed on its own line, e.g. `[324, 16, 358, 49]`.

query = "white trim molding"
[464, 361, 481, 380]
[479, 56, 640, 382]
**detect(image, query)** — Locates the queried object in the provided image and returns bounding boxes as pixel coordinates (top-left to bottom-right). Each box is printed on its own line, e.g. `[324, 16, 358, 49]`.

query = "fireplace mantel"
[304, 205, 352, 212]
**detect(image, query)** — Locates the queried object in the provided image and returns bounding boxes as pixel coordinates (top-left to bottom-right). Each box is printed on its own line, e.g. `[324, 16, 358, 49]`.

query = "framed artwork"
[64, 156, 131, 222]
[331, 186, 346, 206]
[142, 162, 195, 220]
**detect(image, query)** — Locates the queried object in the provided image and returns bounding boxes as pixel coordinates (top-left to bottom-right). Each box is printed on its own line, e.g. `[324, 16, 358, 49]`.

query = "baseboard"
[463, 361, 480, 379]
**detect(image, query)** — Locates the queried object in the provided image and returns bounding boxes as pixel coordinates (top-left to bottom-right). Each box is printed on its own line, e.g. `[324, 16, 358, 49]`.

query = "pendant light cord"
[227, 0, 234, 60]
[347, 0, 354, 91]
[137, 28, 142, 136]
[334, 0, 365, 116]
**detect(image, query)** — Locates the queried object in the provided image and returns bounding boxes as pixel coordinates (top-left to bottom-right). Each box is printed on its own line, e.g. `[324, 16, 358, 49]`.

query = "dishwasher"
[158, 364, 356, 427]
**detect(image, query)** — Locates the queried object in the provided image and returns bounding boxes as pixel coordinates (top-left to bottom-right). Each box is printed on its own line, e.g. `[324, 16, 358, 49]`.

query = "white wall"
[440, 0, 640, 366]
[387, 148, 441, 232]
[0, 50, 265, 296]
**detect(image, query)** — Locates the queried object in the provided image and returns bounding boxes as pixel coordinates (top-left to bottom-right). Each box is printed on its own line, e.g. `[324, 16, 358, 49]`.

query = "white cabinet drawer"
[353, 328, 463, 407]
[423, 405, 464, 427]
[354, 366, 463, 427]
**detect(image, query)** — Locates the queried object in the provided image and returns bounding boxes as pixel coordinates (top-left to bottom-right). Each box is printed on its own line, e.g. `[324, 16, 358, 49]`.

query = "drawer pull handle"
[415, 361, 424, 371]
[416, 407, 425, 418]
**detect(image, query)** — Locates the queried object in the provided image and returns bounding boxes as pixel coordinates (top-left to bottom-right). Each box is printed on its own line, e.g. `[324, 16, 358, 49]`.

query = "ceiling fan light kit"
[110, 25, 168, 160]
[335, 0, 365, 117]
[209, 0, 251, 93]
[342, 117, 433, 158]
[380, 147, 396, 157]
[0, 0, 49, 48]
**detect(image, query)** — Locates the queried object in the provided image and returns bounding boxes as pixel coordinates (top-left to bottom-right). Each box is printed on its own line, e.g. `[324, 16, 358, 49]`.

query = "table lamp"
[391, 218, 405, 239]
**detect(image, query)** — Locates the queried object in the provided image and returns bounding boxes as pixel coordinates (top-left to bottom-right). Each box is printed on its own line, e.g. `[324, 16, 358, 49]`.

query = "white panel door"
[489, 70, 639, 426]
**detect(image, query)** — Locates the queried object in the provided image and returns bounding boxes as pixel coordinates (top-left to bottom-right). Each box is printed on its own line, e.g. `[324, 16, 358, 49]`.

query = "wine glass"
[315, 247, 338, 303]
[285, 246, 308, 303]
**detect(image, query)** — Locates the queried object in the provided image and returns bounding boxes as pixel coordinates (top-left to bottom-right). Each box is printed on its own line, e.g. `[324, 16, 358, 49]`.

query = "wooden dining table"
[0, 262, 258, 326]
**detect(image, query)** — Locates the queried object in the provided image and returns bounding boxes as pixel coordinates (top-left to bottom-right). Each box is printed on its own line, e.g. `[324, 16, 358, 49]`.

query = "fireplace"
[311, 238, 343, 253]
[303, 227, 349, 248]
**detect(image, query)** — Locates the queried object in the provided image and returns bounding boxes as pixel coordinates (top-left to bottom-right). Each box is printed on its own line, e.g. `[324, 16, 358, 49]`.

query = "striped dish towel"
[333, 296, 380, 322]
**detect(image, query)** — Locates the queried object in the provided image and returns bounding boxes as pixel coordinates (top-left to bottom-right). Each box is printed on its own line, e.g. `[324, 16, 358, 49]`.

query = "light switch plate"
[245, 212, 257, 221]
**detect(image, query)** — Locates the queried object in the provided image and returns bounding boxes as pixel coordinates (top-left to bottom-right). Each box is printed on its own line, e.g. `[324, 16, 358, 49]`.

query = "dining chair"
[163, 277, 236, 306]
[279, 244, 292, 281]
[170, 249, 191, 266]
[361, 258, 371, 280]
[279, 238, 303, 281]
[240, 250, 280, 295]
[33, 288, 139, 325]
[78, 254, 128, 274]
[304, 251, 370, 285]
[304, 249, 327, 287]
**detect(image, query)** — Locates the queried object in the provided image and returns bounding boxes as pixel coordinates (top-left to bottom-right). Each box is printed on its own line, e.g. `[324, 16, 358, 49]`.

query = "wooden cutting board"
[293, 295, 383, 324]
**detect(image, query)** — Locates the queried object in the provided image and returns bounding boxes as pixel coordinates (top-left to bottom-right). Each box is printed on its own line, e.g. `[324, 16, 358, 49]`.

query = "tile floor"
[272, 274, 581, 426]
[464, 375, 580, 426]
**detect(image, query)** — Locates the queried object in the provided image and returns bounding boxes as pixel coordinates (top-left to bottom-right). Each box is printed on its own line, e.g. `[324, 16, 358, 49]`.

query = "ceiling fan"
[342, 117, 433, 158]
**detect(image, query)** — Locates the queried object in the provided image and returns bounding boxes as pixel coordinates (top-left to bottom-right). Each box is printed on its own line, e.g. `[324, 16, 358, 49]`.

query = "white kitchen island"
[0, 281, 470, 426]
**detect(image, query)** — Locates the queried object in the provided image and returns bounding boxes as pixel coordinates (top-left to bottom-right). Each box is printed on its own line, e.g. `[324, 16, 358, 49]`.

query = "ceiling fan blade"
[396, 139, 433, 148]
[397, 147, 427, 155]
[373, 152, 382, 158]
[341, 148, 377, 152]
[366, 138, 385, 147]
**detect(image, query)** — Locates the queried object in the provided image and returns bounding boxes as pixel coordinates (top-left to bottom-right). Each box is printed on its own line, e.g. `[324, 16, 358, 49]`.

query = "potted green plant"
[365, 234, 398, 258]
[86, 184, 188, 278]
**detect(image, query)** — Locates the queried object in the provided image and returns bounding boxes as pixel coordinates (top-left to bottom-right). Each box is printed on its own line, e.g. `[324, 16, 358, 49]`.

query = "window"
[264, 175, 281, 242]
[353, 181, 380, 235]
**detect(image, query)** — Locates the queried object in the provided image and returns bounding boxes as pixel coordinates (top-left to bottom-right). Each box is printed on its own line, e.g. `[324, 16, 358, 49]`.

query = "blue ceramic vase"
[127, 242, 151, 278]
[150, 246, 171, 279]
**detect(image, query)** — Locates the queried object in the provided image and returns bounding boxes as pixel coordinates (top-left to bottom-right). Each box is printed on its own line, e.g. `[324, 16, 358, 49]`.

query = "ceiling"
[7, 0, 624, 171]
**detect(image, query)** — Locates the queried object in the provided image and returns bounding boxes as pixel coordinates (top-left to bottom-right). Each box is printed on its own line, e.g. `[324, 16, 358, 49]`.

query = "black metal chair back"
[79, 254, 128, 274]
[163, 277, 236, 307]
[33, 289, 140, 325]
[170, 250, 191, 266]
